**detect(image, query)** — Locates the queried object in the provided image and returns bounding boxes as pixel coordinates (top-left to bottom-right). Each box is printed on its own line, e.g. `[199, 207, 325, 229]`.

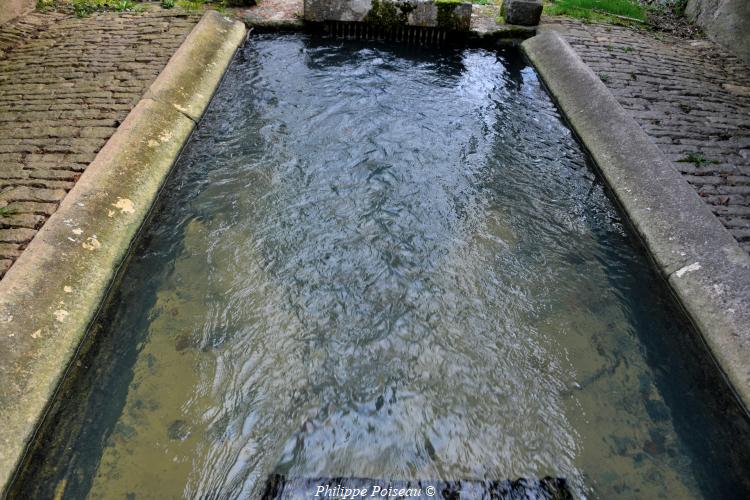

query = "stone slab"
[470, 2, 536, 40]
[687, 0, 750, 66]
[303, 0, 472, 31]
[0, 0, 34, 26]
[504, 0, 542, 27]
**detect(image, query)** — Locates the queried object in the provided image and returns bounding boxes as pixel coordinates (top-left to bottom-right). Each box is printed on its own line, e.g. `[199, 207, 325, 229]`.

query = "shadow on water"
[11, 34, 750, 500]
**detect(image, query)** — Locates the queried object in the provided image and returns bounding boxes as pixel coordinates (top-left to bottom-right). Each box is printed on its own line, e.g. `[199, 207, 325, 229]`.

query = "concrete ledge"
[522, 30, 750, 411]
[244, 16, 306, 31]
[467, 23, 536, 44]
[147, 11, 246, 122]
[0, 11, 245, 494]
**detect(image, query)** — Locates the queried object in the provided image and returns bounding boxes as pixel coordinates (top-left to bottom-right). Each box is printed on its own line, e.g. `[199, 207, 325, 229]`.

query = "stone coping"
[523, 30, 750, 412]
[0, 10, 245, 494]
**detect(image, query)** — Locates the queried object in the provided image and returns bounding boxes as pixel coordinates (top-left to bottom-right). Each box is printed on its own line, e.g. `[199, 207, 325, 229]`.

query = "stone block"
[687, 0, 750, 66]
[504, 0, 542, 26]
[303, 0, 473, 31]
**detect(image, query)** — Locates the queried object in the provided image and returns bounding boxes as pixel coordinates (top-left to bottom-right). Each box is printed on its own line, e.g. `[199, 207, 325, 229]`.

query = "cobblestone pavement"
[237, 0, 302, 24]
[549, 18, 750, 253]
[0, 8, 199, 279]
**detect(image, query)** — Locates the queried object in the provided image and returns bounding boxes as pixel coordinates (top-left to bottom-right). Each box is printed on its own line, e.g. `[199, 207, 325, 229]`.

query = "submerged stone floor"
[0, 7, 199, 279]
[548, 18, 750, 253]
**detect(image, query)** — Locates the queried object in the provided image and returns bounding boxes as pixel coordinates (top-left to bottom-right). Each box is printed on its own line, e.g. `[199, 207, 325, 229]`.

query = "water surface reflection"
[16, 35, 750, 500]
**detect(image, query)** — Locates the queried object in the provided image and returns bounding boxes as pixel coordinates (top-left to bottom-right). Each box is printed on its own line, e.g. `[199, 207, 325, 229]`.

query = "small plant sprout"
[0, 206, 16, 218]
[677, 152, 719, 167]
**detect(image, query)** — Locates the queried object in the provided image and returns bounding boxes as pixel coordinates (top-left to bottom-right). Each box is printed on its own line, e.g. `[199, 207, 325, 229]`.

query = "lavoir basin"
[13, 34, 750, 499]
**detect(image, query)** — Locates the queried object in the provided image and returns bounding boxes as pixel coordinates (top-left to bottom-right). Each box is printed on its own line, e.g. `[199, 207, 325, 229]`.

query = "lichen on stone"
[435, 0, 462, 30]
[364, 0, 416, 29]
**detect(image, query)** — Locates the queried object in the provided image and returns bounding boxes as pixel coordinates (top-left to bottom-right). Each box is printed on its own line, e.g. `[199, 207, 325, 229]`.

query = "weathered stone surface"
[0, 0, 34, 26]
[469, 1, 535, 37]
[303, 0, 472, 30]
[146, 11, 247, 122]
[304, 0, 370, 21]
[240, 0, 305, 29]
[504, 0, 542, 26]
[687, 0, 750, 66]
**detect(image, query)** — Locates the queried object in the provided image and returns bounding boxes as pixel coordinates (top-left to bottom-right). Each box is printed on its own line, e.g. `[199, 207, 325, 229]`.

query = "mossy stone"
[436, 0, 462, 30]
[364, 0, 416, 29]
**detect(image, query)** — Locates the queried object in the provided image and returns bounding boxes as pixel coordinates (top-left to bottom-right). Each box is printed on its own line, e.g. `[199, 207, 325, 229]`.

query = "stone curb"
[244, 17, 306, 31]
[0, 10, 245, 494]
[522, 30, 750, 411]
[147, 10, 246, 121]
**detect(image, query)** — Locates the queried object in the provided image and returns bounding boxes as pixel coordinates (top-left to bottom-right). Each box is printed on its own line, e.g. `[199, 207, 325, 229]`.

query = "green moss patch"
[544, 0, 645, 22]
[436, 0, 463, 30]
[364, 0, 416, 29]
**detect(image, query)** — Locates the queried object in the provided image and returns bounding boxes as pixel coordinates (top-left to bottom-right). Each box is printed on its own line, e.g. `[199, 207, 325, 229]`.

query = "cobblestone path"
[239, 0, 302, 24]
[549, 19, 750, 253]
[0, 8, 199, 279]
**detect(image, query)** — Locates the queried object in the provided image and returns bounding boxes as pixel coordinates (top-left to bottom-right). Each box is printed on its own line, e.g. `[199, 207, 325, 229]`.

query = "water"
[15, 34, 750, 499]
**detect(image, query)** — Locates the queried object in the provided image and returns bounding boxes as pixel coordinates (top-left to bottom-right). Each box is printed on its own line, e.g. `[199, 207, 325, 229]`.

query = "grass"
[175, 0, 232, 11]
[677, 152, 719, 167]
[40, 0, 232, 16]
[36, 0, 57, 11]
[0, 206, 16, 218]
[545, 0, 645, 22]
[175, 0, 204, 10]
[672, 0, 688, 16]
[71, 0, 143, 17]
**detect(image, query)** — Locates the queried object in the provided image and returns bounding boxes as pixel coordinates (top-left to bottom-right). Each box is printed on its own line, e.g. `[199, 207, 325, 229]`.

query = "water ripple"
[19, 35, 750, 500]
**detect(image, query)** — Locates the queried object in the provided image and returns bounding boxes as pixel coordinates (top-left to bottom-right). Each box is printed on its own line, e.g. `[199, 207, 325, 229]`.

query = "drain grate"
[323, 21, 452, 45]
[262, 474, 573, 499]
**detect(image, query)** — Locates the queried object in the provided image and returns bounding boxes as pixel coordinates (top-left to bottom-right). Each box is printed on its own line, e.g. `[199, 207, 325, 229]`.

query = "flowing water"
[16, 34, 750, 499]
